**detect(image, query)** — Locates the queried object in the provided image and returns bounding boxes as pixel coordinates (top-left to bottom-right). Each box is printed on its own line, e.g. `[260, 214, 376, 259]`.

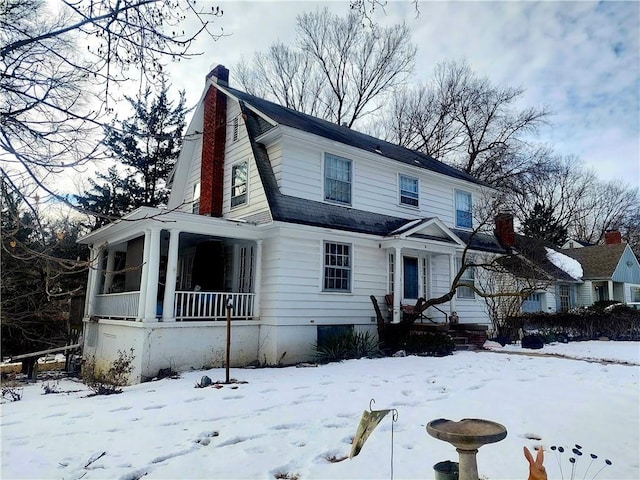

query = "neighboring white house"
[79, 65, 510, 382]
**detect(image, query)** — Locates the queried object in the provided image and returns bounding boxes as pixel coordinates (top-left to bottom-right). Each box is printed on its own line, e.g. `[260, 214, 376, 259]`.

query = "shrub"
[504, 305, 640, 342]
[313, 330, 382, 364]
[82, 349, 135, 395]
[403, 332, 455, 357]
[1, 382, 23, 402]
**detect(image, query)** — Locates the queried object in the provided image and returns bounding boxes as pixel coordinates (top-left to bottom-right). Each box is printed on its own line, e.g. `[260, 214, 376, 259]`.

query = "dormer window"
[324, 153, 352, 205]
[231, 161, 248, 208]
[399, 174, 419, 207]
[455, 190, 473, 229]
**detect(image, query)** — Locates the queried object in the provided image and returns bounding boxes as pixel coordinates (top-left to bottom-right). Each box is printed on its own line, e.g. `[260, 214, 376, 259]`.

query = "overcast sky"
[165, 0, 640, 187]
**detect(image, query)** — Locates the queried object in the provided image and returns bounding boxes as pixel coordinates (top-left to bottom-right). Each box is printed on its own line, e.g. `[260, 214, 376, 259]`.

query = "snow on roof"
[545, 247, 583, 280]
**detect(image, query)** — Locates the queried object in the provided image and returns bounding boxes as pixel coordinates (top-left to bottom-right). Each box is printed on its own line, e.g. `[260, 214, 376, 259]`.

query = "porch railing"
[174, 291, 255, 321]
[94, 292, 140, 319]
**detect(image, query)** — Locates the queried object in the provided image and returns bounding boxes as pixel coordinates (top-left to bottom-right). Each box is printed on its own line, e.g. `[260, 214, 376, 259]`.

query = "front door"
[403, 256, 419, 299]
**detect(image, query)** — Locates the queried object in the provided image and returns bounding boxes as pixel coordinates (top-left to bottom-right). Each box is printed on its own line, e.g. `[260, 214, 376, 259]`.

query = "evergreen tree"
[522, 202, 568, 246]
[77, 81, 187, 230]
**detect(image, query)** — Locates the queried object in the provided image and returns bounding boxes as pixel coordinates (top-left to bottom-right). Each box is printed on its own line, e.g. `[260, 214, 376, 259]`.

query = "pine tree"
[522, 202, 568, 246]
[77, 81, 187, 230]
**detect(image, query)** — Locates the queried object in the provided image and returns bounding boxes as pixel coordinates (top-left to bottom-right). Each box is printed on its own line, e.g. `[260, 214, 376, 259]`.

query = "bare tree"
[1, 0, 223, 212]
[509, 155, 640, 249]
[237, 8, 416, 129]
[380, 60, 552, 190]
[571, 180, 640, 245]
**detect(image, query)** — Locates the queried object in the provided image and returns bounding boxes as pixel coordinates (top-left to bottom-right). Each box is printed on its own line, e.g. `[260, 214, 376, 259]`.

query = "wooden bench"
[9, 343, 81, 380]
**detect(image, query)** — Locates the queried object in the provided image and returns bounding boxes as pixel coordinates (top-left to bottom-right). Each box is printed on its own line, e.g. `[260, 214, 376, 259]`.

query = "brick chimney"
[494, 212, 515, 248]
[604, 230, 622, 245]
[199, 65, 229, 217]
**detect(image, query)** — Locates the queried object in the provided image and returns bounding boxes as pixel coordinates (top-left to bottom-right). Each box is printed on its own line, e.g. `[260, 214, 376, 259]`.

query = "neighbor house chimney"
[495, 212, 515, 248]
[604, 230, 622, 245]
[199, 65, 229, 217]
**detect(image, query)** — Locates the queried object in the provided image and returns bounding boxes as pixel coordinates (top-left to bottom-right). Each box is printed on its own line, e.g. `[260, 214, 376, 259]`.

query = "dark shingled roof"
[227, 85, 486, 186]
[452, 229, 506, 254]
[510, 234, 580, 282]
[562, 244, 627, 279]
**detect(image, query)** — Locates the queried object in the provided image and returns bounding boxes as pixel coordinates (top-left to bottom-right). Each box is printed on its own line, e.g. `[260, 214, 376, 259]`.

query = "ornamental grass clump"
[550, 444, 612, 480]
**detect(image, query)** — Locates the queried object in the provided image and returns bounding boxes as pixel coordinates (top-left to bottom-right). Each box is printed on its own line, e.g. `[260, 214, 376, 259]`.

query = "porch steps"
[451, 336, 475, 351]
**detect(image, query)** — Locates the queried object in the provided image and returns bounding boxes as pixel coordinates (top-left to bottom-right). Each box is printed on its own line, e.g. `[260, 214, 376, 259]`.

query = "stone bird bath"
[427, 418, 507, 480]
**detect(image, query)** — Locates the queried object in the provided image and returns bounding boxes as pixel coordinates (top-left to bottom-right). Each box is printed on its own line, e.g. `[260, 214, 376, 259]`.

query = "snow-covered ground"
[1, 341, 638, 480]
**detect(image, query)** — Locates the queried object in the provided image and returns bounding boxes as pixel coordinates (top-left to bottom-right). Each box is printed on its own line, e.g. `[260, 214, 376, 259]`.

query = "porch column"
[162, 229, 180, 321]
[607, 280, 614, 302]
[393, 246, 402, 323]
[254, 239, 262, 318]
[103, 250, 116, 294]
[144, 228, 161, 322]
[86, 246, 103, 317]
[449, 254, 457, 312]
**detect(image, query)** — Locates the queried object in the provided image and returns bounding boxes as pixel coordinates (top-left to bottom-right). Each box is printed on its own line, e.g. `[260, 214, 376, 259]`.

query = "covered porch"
[80, 207, 264, 323]
[380, 218, 469, 325]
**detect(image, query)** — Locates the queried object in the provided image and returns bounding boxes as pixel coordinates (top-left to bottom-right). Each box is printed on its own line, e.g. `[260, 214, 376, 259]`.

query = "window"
[455, 190, 473, 229]
[388, 253, 395, 293]
[323, 242, 351, 291]
[237, 245, 254, 293]
[192, 183, 200, 214]
[231, 162, 248, 207]
[559, 284, 571, 312]
[399, 174, 419, 207]
[632, 287, 640, 303]
[456, 257, 475, 298]
[522, 293, 542, 313]
[324, 154, 352, 205]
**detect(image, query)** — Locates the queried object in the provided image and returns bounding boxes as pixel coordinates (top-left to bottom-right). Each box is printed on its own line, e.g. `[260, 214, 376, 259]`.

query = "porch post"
[607, 280, 614, 302]
[162, 229, 180, 321]
[393, 246, 402, 323]
[86, 246, 103, 317]
[103, 250, 116, 294]
[449, 254, 457, 312]
[143, 228, 161, 322]
[254, 239, 262, 318]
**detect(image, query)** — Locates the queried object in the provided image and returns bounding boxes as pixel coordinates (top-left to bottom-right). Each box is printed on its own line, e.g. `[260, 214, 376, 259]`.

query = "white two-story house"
[78, 65, 502, 382]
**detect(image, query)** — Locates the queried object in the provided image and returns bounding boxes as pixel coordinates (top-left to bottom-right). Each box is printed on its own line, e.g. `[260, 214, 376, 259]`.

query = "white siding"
[271, 132, 485, 231]
[258, 226, 386, 327]
[222, 101, 270, 219]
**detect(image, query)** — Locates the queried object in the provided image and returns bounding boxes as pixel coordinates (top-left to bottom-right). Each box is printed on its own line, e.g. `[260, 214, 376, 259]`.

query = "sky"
[163, 0, 640, 188]
[1, 340, 639, 479]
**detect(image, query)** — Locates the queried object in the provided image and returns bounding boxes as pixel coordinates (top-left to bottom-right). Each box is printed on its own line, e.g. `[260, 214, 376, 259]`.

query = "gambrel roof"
[225, 85, 486, 187]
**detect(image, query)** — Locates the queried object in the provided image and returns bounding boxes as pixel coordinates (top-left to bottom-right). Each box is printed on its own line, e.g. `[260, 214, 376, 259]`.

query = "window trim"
[559, 284, 571, 312]
[192, 183, 200, 214]
[399, 174, 419, 208]
[230, 161, 248, 208]
[455, 189, 473, 229]
[323, 153, 352, 206]
[322, 241, 352, 292]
